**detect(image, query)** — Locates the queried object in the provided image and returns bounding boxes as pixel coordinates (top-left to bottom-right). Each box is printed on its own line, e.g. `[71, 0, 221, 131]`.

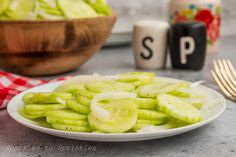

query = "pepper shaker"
[168, 0, 221, 53]
[169, 22, 207, 70]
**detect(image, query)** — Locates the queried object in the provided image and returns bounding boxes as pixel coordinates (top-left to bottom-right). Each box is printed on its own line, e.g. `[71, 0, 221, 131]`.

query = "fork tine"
[225, 59, 236, 80]
[211, 70, 236, 101]
[216, 60, 236, 93]
[213, 60, 236, 97]
[222, 59, 236, 89]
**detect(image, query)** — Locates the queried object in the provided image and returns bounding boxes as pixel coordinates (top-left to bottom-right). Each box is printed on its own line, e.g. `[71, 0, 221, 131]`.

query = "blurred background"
[109, 0, 236, 36]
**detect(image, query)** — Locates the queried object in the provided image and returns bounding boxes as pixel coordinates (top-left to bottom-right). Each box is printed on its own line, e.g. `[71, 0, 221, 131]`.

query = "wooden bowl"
[0, 15, 116, 76]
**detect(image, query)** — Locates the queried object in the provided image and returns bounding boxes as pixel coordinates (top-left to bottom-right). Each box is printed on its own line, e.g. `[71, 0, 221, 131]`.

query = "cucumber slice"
[67, 99, 90, 114]
[57, 0, 98, 19]
[46, 110, 87, 120]
[76, 89, 97, 99]
[118, 72, 156, 81]
[157, 94, 202, 123]
[33, 118, 52, 128]
[25, 110, 47, 118]
[90, 92, 136, 120]
[19, 108, 43, 119]
[76, 95, 91, 107]
[0, 14, 9, 20]
[138, 109, 167, 120]
[101, 98, 157, 110]
[169, 88, 191, 98]
[180, 98, 204, 110]
[38, 0, 57, 9]
[137, 122, 177, 133]
[134, 118, 166, 131]
[86, 81, 134, 93]
[52, 124, 92, 132]
[138, 83, 181, 98]
[135, 98, 156, 110]
[117, 72, 155, 87]
[169, 87, 205, 99]
[40, 6, 63, 16]
[25, 104, 67, 112]
[0, 0, 10, 15]
[137, 119, 165, 125]
[23, 92, 73, 105]
[85, 0, 112, 16]
[133, 119, 167, 131]
[62, 75, 115, 85]
[38, 10, 64, 20]
[55, 84, 86, 95]
[38, 0, 63, 16]
[6, 0, 35, 20]
[46, 117, 89, 126]
[88, 99, 138, 133]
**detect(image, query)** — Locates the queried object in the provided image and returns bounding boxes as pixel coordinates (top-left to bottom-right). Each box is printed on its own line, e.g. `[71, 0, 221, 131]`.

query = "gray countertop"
[0, 36, 236, 157]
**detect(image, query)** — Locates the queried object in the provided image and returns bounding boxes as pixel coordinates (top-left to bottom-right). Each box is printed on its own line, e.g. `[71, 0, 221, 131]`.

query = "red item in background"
[195, 10, 214, 27]
[0, 71, 69, 109]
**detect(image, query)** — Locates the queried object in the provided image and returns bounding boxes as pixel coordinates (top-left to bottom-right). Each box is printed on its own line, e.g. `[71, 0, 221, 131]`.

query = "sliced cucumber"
[76, 89, 97, 99]
[157, 94, 202, 123]
[135, 98, 156, 110]
[25, 104, 67, 112]
[138, 109, 167, 120]
[67, 99, 90, 114]
[52, 124, 91, 132]
[137, 119, 165, 125]
[46, 110, 87, 120]
[25, 110, 48, 118]
[86, 81, 134, 93]
[88, 99, 138, 133]
[38, 10, 64, 20]
[57, 0, 97, 19]
[0, 14, 9, 20]
[0, 0, 10, 15]
[135, 120, 165, 131]
[85, 0, 112, 16]
[169, 88, 205, 98]
[62, 75, 114, 85]
[39, 6, 63, 16]
[117, 72, 155, 87]
[90, 92, 136, 120]
[55, 84, 86, 95]
[180, 98, 204, 110]
[6, 0, 35, 20]
[46, 117, 89, 126]
[38, 0, 57, 9]
[76, 95, 91, 107]
[132, 119, 168, 131]
[118, 72, 156, 82]
[138, 83, 181, 98]
[23, 92, 73, 105]
[19, 108, 43, 119]
[169, 88, 191, 98]
[102, 98, 157, 110]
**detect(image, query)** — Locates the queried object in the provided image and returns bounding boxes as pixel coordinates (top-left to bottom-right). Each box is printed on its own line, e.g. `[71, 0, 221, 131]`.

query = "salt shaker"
[133, 20, 169, 69]
[169, 22, 207, 70]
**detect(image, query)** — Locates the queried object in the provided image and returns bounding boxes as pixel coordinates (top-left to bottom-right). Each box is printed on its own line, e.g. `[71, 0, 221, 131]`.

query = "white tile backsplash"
[108, 0, 236, 36]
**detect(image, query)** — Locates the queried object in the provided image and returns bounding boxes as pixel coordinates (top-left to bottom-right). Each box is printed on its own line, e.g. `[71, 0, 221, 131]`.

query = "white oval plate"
[7, 77, 226, 142]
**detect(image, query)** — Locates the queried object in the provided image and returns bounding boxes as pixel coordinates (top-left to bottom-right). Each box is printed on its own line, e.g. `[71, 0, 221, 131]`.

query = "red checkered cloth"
[0, 71, 69, 109]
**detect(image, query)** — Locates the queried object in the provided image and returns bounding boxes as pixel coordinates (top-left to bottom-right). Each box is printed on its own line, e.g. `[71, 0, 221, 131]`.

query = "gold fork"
[211, 59, 236, 101]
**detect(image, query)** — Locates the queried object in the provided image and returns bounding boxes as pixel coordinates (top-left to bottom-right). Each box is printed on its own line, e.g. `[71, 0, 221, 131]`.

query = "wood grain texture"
[0, 15, 116, 76]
